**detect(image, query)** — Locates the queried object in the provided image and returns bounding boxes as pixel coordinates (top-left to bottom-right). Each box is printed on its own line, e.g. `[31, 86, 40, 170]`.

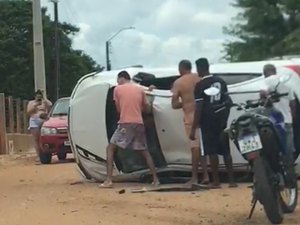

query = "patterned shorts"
[110, 123, 148, 150]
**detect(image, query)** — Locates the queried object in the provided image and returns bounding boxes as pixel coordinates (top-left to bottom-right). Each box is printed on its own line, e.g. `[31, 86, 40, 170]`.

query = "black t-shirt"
[194, 75, 230, 125]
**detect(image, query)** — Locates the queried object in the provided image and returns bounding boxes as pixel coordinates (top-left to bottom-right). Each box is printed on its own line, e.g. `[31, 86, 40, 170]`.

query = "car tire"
[57, 150, 67, 161]
[39, 152, 52, 164]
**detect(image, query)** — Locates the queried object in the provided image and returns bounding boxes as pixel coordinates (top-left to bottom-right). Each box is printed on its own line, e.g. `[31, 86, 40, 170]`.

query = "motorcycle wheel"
[279, 176, 298, 213]
[253, 156, 283, 224]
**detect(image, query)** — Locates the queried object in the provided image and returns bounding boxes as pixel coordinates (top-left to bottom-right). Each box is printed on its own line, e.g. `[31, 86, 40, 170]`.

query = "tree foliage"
[223, 0, 300, 62]
[0, 0, 103, 101]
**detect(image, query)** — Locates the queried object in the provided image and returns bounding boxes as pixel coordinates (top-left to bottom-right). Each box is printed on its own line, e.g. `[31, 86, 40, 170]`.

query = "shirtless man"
[27, 90, 52, 162]
[171, 60, 209, 185]
[100, 71, 159, 188]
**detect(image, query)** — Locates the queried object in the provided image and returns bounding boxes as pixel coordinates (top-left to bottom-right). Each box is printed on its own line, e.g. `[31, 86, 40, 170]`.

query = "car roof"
[73, 58, 300, 89]
[94, 58, 300, 79]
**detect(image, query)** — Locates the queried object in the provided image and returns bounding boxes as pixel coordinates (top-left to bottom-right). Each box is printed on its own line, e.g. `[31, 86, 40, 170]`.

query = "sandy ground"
[0, 154, 299, 225]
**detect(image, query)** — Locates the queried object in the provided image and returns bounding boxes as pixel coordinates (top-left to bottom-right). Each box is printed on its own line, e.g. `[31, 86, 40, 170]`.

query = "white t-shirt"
[263, 74, 295, 124]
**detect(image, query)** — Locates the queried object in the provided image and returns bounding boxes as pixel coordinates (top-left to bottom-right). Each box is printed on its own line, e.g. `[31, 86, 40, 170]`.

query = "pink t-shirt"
[113, 83, 145, 124]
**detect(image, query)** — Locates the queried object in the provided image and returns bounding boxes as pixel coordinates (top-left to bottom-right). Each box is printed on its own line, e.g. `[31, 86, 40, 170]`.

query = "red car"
[39, 97, 71, 164]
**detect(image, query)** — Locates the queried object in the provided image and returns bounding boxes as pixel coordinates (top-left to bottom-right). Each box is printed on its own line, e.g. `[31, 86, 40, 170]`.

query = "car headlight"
[41, 127, 58, 135]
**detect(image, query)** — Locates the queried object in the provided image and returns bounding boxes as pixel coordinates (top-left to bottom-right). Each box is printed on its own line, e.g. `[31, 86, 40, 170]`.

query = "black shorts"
[199, 116, 230, 156]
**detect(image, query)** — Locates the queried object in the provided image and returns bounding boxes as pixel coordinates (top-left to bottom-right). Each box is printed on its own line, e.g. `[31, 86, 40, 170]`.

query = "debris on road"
[130, 183, 210, 193]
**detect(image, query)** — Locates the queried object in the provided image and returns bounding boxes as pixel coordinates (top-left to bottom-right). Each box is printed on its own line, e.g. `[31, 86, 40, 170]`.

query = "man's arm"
[192, 101, 203, 130]
[142, 91, 152, 113]
[290, 100, 296, 119]
[190, 83, 204, 140]
[27, 101, 37, 116]
[171, 81, 182, 109]
[289, 90, 296, 120]
[192, 86, 204, 130]
[113, 87, 120, 113]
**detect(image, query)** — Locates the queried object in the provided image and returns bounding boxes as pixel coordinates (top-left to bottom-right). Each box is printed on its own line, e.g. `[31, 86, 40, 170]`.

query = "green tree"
[0, 0, 103, 101]
[223, 0, 300, 62]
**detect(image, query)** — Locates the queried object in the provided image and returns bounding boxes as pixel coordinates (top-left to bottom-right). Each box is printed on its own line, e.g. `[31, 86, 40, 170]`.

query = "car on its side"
[68, 59, 300, 182]
[39, 97, 71, 164]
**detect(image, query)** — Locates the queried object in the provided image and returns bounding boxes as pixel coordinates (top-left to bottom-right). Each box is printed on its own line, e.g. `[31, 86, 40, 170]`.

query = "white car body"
[68, 59, 300, 182]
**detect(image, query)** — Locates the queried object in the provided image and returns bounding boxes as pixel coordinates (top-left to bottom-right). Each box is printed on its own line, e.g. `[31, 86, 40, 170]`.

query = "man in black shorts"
[189, 58, 237, 188]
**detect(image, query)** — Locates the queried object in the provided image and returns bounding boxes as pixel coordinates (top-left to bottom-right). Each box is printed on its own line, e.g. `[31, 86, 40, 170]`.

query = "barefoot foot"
[185, 179, 198, 187]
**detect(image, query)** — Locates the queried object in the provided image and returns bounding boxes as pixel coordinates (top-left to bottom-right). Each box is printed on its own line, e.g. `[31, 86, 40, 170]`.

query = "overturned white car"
[68, 59, 300, 182]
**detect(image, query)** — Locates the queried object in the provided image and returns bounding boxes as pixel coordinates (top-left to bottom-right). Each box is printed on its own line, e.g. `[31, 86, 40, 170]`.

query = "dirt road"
[0, 154, 299, 225]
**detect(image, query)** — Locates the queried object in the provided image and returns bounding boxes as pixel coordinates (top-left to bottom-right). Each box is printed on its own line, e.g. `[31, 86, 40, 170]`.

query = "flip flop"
[151, 181, 160, 187]
[98, 183, 113, 188]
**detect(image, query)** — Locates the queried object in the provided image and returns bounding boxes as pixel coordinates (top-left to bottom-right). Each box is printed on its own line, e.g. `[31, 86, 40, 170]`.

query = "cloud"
[41, 0, 236, 69]
[72, 23, 91, 50]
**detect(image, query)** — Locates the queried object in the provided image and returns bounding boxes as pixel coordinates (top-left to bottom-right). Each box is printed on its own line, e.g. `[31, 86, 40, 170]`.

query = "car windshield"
[51, 98, 70, 116]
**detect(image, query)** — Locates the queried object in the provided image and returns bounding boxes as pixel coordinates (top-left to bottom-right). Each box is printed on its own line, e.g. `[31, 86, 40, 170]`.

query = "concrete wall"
[5, 134, 34, 155]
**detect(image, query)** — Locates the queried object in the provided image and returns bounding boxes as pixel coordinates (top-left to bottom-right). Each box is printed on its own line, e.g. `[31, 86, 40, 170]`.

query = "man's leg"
[101, 143, 118, 187]
[101, 125, 128, 188]
[223, 154, 238, 188]
[200, 156, 209, 184]
[185, 147, 200, 185]
[134, 124, 160, 185]
[284, 123, 297, 187]
[194, 128, 209, 184]
[200, 126, 220, 188]
[140, 150, 160, 185]
[209, 154, 221, 188]
[30, 128, 40, 162]
[220, 131, 237, 188]
[185, 126, 208, 185]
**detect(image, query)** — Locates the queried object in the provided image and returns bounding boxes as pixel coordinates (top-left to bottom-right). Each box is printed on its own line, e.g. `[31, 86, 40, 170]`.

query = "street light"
[106, 26, 135, 71]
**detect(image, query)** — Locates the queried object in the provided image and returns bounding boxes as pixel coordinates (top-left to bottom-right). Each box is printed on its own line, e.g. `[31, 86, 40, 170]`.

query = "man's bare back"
[172, 73, 201, 124]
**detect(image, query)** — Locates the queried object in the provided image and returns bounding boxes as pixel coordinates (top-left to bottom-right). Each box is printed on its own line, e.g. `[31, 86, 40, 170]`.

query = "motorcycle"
[204, 75, 298, 224]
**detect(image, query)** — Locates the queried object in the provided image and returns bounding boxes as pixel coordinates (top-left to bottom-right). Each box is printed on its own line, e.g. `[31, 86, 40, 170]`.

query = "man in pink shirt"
[100, 71, 159, 188]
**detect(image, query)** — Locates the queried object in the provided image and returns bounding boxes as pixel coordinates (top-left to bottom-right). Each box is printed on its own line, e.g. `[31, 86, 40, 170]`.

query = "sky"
[41, 0, 238, 69]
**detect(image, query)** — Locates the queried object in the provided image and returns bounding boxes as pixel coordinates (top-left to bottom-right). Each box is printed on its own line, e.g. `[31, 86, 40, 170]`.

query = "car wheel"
[57, 150, 67, 161]
[39, 152, 52, 164]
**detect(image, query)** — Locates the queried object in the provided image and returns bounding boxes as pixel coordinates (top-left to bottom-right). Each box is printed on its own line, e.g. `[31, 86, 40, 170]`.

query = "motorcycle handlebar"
[274, 93, 288, 98]
[228, 91, 288, 111]
[228, 101, 261, 110]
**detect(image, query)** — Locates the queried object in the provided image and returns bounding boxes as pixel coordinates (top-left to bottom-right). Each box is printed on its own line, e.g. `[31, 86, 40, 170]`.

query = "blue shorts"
[28, 117, 43, 130]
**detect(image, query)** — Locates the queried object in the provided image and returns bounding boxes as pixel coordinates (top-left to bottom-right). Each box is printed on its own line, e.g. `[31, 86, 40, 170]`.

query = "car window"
[213, 73, 262, 85]
[133, 72, 179, 90]
[51, 99, 70, 116]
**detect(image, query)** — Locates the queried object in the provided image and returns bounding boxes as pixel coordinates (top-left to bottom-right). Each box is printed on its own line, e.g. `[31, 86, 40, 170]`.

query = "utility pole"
[106, 41, 111, 71]
[32, 0, 47, 96]
[51, 0, 60, 101]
